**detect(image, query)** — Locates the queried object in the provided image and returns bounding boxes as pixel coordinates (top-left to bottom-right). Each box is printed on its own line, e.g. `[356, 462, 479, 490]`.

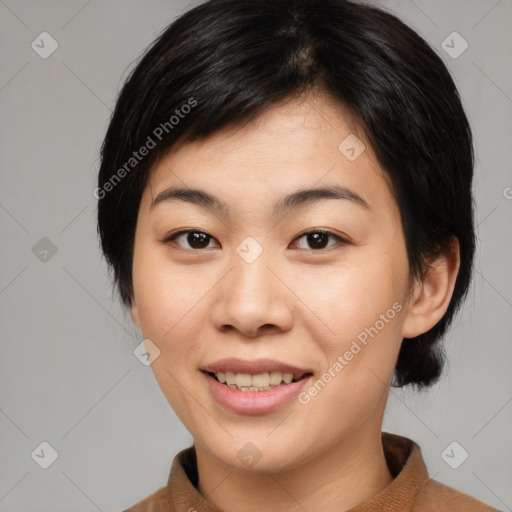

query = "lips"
[200, 357, 312, 375]
[200, 357, 314, 414]
[202, 370, 313, 414]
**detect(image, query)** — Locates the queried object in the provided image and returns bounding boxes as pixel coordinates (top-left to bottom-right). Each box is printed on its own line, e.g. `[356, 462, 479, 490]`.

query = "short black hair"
[97, 0, 476, 389]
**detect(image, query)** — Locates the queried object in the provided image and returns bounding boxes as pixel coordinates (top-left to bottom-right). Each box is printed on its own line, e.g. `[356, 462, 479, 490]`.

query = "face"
[130, 94, 415, 473]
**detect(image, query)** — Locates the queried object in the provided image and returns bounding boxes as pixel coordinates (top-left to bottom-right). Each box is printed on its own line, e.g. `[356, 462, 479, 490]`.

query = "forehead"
[144, 95, 396, 218]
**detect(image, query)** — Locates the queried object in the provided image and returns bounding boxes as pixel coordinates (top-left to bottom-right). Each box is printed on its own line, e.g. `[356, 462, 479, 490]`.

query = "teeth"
[269, 371, 283, 386]
[213, 370, 303, 390]
[252, 373, 270, 387]
[282, 373, 293, 384]
[235, 373, 252, 387]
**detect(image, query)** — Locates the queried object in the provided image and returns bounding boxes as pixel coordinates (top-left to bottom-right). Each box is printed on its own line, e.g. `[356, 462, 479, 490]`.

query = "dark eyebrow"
[150, 184, 370, 217]
[273, 185, 370, 216]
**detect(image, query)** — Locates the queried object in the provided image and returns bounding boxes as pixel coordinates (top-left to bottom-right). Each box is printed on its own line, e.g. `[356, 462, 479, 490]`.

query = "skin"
[130, 92, 460, 512]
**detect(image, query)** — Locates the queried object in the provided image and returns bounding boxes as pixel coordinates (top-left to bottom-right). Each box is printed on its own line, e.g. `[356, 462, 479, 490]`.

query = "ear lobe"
[131, 298, 140, 328]
[402, 237, 460, 339]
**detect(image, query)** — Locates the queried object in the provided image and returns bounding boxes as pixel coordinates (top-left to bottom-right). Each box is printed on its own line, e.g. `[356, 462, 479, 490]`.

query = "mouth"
[201, 368, 314, 415]
[202, 370, 312, 392]
[200, 358, 314, 414]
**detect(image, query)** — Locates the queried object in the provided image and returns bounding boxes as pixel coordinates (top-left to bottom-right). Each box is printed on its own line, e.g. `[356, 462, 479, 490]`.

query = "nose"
[211, 251, 294, 338]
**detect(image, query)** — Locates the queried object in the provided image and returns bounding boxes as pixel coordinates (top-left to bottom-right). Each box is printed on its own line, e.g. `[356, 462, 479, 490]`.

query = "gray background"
[0, 0, 511, 510]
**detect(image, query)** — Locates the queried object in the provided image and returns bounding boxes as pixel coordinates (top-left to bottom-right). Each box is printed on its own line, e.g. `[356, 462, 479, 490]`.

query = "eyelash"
[164, 229, 348, 252]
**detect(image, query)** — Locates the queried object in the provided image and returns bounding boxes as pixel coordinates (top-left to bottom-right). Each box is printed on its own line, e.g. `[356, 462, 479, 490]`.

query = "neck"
[195, 425, 393, 512]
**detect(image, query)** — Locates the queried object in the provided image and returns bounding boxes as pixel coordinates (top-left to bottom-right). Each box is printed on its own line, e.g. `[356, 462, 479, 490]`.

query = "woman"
[97, 0, 500, 510]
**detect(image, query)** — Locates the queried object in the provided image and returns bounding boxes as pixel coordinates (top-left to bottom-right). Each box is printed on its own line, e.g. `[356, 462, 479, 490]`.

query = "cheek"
[299, 252, 405, 345]
[295, 251, 407, 407]
[132, 248, 209, 427]
[133, 244, 195, 336]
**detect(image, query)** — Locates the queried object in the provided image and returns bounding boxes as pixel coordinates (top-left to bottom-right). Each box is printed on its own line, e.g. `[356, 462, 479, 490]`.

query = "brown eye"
[293, 230, 346, 251]
[165, 228, 347, 252]
[167, 230, 218, 250]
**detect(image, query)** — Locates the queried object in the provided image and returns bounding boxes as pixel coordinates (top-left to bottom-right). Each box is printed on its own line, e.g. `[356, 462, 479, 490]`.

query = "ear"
[130, 297, 141, 328]
[402, 237, 460, 338]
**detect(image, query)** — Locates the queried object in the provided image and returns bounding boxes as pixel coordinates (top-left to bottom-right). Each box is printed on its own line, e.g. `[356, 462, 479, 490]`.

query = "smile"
[201, 369, 312, 415]
[208, 370, 307, 391]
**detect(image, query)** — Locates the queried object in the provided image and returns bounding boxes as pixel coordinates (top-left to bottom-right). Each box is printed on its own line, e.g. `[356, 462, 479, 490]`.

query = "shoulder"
[414, 478, 502, 511]
[122, 486, 173, 512]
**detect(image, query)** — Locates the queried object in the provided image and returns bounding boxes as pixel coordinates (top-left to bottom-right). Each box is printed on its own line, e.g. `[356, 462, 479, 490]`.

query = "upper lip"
[201, 358, 312, 376]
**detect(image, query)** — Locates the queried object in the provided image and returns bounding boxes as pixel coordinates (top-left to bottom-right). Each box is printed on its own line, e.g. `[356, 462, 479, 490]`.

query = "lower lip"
[202, 371, 312, 415]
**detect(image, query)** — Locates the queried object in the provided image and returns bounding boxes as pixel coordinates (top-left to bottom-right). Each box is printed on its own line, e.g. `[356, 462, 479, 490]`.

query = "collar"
[166, 432, 430, 512]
